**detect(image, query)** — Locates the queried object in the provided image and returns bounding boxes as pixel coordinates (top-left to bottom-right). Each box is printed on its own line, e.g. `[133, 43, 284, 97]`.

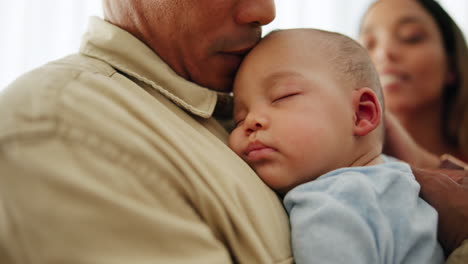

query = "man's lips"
[217, 46, 255, 70]
[222, 45, 255, 56]
[244, 141, 277, 162]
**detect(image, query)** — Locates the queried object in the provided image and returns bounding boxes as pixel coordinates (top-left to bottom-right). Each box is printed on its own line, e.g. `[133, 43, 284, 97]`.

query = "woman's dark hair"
[416, 0, 468, 157]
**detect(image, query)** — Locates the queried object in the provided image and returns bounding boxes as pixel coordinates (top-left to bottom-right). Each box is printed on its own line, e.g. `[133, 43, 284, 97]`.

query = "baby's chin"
[254, 170, 296, 195]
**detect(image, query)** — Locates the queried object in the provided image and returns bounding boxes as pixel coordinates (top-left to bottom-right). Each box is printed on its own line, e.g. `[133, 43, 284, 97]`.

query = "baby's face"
[228, 34, 356, 193]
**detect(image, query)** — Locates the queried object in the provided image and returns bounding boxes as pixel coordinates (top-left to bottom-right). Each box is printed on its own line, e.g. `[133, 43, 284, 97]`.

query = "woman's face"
[359, 0, 452, 115]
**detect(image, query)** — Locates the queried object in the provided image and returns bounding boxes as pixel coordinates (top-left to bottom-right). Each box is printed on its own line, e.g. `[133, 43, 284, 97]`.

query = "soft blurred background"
[1, 0, 467, 90]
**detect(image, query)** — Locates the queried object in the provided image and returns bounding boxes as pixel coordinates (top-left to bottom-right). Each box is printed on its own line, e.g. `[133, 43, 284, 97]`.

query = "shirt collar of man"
[79, 17, 233, 119]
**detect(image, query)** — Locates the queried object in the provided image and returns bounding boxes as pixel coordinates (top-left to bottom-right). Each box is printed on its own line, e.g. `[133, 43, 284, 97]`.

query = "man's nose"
[235, 0, 276, 26]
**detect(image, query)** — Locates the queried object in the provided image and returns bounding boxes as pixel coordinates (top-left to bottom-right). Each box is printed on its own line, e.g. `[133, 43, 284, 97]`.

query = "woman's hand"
[412, 168, 468, 256]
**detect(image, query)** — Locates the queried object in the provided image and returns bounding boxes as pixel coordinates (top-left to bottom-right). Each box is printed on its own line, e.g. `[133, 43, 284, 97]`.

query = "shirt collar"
[79, 17, 232, 118]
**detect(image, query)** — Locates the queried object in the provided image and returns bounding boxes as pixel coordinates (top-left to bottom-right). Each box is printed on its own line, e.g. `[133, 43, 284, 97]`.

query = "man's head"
[229, 29, 384, 193]
[102, 0, 275, 92]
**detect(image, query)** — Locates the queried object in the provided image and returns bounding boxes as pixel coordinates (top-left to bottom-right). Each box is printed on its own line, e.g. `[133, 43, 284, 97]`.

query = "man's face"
[133, 0, 275, 92]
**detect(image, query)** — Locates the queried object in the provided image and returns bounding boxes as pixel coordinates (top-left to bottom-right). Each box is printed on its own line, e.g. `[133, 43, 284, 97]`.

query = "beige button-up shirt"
[1, 17, 467, 264]
[0, 17, 292, 263]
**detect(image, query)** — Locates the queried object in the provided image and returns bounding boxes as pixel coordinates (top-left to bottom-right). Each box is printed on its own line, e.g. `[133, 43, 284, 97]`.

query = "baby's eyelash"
[273, 93, 300, 103]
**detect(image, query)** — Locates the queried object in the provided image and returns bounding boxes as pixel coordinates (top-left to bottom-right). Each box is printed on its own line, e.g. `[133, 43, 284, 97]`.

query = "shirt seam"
[1, 120, 185, 201]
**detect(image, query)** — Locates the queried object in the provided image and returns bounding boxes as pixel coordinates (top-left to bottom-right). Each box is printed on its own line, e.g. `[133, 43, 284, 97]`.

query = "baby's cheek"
[228, 130, 242, 155]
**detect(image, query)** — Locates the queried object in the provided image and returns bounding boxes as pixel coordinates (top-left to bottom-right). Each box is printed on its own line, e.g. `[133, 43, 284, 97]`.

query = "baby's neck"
[349, 151, 384, 167]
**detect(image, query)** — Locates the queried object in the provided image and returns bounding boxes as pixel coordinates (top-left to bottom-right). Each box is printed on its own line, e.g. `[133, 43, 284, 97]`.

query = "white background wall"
[1, 1, 103, 90]
[1, 0, 467, 90]
[264, 0, 468, 38]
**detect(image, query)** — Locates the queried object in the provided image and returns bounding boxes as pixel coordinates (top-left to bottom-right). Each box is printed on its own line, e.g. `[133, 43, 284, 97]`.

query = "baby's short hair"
[265, 29, 384, 111]
[264, 29, 385, 143]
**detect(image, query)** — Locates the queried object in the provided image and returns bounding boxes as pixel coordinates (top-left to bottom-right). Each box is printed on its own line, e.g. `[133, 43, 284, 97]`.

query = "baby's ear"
[352, 87, 382, 137]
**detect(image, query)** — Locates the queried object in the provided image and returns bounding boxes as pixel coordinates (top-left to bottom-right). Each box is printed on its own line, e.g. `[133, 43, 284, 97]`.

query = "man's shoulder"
[1, 53, 118, 104]
[49, 53, 117, 77]
[13, 53, 117, 86]
[0, 54, 122, 141]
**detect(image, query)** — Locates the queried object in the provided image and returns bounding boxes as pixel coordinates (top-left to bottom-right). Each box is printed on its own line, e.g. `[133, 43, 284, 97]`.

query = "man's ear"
[352, 87, 382, 136]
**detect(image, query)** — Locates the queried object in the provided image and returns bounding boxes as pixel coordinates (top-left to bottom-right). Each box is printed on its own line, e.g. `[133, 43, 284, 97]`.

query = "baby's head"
[229, 28, 384, 194]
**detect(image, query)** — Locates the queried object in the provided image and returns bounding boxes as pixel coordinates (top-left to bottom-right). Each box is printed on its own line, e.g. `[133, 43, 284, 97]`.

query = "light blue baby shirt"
[283, 158, 444, 264]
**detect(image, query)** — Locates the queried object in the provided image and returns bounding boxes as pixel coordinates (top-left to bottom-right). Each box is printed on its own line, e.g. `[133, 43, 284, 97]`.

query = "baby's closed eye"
[272, 92, 301, 104]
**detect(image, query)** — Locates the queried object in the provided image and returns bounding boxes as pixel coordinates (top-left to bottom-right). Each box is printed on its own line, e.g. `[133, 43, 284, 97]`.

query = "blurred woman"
[359, 0, 468, 162]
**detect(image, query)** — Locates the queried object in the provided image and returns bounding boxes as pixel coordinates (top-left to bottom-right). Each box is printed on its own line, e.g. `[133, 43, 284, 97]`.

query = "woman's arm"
[385, 113, 468, 259]
[383, 112, 440, 167]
